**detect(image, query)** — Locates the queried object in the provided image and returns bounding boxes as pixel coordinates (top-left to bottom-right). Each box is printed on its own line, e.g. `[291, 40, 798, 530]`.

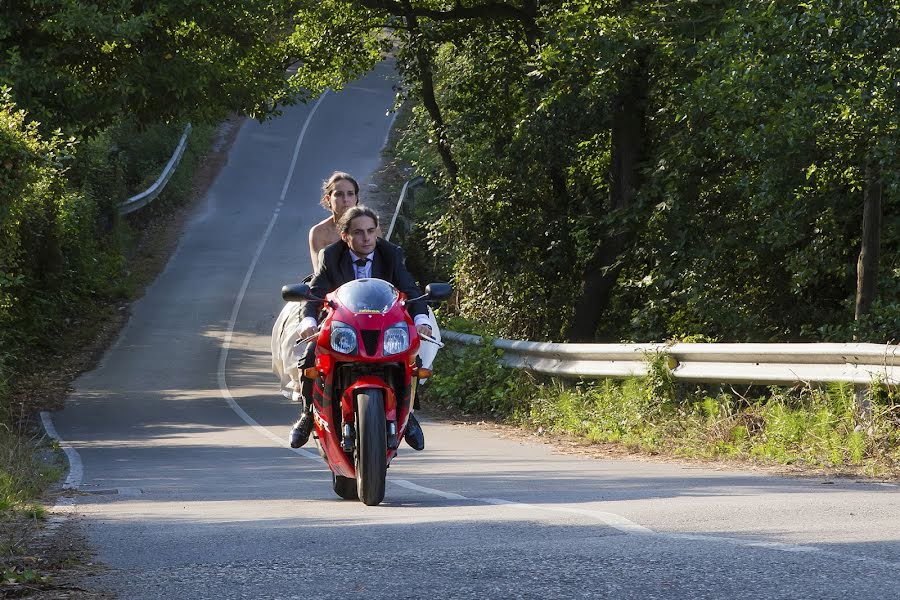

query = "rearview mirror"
[281, 283, 312, 302]
[424, 282, 452, 302]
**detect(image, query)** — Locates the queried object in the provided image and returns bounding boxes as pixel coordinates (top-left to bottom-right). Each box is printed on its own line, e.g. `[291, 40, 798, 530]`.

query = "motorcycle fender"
[341, 376, 397, 422]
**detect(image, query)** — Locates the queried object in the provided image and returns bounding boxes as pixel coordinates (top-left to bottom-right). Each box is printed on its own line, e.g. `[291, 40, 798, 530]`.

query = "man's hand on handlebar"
[416, 324, 433, 338]
[299, 325, 317, 339]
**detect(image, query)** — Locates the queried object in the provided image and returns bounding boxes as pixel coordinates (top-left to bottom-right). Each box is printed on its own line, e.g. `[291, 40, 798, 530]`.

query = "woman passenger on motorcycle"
[276, 172, 361, 402]
[308, 171, 360, 272]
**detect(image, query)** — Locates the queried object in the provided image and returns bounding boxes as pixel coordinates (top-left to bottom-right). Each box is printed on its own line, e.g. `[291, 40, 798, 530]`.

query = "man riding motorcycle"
[288, 205, 432, 450]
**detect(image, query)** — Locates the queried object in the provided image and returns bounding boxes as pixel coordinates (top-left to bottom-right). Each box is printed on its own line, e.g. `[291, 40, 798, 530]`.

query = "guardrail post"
[854, 384, 873, 423]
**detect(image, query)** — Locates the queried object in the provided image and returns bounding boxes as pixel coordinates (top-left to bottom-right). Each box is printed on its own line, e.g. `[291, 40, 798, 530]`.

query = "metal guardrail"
[442, 332, 900, 385]
[119, 124, 193, 215]
[385, 175, 425, 240]
[385, 177, 899, 387]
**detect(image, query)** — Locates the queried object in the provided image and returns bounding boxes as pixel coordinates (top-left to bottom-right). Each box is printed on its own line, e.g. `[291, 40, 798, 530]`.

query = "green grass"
[427, 344, 900, 476]
[0, 424, 58, 520]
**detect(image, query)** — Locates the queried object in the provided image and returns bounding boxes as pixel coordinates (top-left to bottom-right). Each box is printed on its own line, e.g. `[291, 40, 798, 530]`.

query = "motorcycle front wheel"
[355, 390, 387, 506]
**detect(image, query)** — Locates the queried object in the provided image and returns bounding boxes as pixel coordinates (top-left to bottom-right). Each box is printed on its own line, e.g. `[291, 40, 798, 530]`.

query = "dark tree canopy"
[2, 0, 897, 344]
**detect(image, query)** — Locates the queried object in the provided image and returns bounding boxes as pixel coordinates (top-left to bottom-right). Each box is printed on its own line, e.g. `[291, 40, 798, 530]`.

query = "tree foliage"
[390, 0, 900, 343]
[619, 1, 900, 342]
[0, 0, 382, 134]
[0, 88, 111, 380]
[3, 0, 897, 352]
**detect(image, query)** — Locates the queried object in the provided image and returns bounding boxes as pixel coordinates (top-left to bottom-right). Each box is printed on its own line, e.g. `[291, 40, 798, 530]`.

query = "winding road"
[46, 62, 900, 599]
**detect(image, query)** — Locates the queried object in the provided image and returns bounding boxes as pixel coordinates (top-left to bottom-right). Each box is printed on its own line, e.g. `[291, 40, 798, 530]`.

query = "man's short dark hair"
[338, 205, 379, 235]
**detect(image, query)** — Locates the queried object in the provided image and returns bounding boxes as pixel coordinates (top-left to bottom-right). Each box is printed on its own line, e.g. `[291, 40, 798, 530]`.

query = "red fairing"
[307, 279, 421, 493]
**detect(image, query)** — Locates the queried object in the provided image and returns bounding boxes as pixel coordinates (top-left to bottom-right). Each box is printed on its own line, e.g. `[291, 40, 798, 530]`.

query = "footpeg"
[341, 423, 355, 452]
[387, 421, 398, 449]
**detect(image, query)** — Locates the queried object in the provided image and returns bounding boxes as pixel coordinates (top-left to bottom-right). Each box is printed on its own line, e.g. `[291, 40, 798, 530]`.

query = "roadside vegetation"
[0, 100, 215, 554]
[424, 329, 900, 476]
[398, 136, 899, 476]
[369, 2, 900, 476]
[1, 0, 311, 553]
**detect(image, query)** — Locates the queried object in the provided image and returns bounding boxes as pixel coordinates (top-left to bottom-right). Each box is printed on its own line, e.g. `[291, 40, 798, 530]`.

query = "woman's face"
[327, 179, 358, 217]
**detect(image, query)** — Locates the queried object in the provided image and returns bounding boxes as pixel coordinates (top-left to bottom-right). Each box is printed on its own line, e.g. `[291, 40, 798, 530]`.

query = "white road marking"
[393, 479, 900, 566]
[671, 533, 900, 568]
[40, 411, 81, 530]
[392, 479, 467, 500]
[40, 411, 83, 490]
[217, 90, 328, 463]
[481, 497, 655, 535]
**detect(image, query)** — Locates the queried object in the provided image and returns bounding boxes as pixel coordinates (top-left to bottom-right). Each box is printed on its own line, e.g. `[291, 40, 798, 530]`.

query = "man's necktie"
[353, 257, 369, 279]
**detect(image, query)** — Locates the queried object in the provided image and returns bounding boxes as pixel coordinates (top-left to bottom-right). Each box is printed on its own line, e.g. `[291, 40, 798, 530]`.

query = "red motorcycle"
[281, 278, 451, 506]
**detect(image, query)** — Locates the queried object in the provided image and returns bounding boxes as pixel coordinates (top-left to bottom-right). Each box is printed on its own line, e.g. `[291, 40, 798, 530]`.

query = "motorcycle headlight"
[382, 322, 409, 356]
[330, 321, 357, 354]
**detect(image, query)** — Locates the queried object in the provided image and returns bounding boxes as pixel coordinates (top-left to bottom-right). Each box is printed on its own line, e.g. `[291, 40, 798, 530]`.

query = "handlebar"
[296, 331, 319, 345]
[419, 333, 444, 348]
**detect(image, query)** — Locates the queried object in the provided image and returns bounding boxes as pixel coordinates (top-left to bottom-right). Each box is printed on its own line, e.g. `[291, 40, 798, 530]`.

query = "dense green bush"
[428, 335, 527, 417]
[1, 86, 209, 419]
[1, 90, 212, 518]
[0, 89, 117, 386]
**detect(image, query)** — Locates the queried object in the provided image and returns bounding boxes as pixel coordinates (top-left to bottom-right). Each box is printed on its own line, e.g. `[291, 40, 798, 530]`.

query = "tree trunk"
[403, 6, 459, 186]
[567, 61, 646, 342]
[854, 160, 881, 321]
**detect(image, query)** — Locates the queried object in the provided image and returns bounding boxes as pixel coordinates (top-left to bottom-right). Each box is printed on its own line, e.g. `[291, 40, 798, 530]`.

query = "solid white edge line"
[217, 91, 328, 463]
[40, 410, 82, 490]
[39, 411, 81, 530]
[382, 108, 400, 150]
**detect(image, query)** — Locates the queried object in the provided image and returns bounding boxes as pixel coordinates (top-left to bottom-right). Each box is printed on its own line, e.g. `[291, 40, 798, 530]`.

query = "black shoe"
[289, 410, 313, 448]
[404, 413, 425, 451]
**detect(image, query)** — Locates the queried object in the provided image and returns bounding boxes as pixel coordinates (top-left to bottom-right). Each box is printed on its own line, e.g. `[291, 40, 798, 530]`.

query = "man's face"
[328, 179, 358, 217]
[342, 215, 378, 256]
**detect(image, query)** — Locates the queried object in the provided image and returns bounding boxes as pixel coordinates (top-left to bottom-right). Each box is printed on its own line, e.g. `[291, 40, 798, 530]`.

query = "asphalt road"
[47, 61, 900, 599]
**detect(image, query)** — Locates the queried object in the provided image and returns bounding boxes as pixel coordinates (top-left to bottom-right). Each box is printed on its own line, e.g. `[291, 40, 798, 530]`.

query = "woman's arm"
[308, 226, 321, 273]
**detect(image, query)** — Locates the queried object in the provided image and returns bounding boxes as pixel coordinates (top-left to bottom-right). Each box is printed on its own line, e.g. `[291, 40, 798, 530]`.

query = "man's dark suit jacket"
[302, 238, 427, 321]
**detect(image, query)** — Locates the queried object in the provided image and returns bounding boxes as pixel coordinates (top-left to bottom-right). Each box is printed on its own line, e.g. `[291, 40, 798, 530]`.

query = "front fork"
[340, 414, 395, 451]
[339, 377, 400, 452]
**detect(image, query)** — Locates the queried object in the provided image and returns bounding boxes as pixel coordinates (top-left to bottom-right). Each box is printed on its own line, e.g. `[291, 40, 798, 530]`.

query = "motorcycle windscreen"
[334, 278, 400, 314]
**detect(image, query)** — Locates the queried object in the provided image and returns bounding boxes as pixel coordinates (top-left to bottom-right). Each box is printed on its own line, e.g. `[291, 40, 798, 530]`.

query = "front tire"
[332, 472, 358, 500]
[356, 390, 387, 506]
